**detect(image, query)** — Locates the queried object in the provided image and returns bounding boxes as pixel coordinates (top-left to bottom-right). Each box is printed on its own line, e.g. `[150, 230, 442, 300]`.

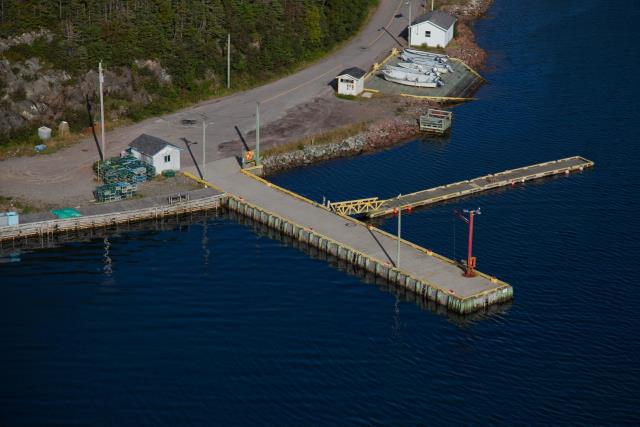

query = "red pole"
[466, 211, 475, 277]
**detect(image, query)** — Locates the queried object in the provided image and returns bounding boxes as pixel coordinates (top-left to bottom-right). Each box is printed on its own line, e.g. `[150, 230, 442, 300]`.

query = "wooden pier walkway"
[188, 158, 513, 315]
[368, 156, 594, 217]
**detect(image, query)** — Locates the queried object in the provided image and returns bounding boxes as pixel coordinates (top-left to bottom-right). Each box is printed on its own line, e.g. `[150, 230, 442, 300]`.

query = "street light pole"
[255, 101, 261, 165]
[202, 121, 206, 180]
[201, 120, 215, 180]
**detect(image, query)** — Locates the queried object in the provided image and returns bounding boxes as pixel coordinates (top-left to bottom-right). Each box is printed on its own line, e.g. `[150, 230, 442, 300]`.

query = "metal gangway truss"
[327, 197, 384, 216]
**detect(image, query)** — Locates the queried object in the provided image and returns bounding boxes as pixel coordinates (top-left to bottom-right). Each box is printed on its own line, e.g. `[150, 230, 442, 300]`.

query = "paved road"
[0, 0, 419, 205]
[197, 157, 511, 301]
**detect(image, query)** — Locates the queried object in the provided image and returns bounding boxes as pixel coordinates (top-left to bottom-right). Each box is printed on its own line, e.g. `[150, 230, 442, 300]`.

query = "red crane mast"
[453, 208, 481, 277]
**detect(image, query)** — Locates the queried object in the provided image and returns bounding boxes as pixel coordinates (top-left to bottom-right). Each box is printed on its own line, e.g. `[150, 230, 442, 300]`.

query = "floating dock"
[185, 158, 513, 315]
[368, 156, 594, 217]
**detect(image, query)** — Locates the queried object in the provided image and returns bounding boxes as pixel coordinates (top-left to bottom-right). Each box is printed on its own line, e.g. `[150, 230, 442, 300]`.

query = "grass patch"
[336, 93, 357, 101]
[0, 125, 90, 160]
[0, 195, 43, 214]
[263, 121, 370, 157]
[411, 44, 448, 55]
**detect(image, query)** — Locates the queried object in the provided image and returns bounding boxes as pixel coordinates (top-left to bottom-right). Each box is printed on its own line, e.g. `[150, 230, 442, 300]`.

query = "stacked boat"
[382, 49, 453, 88]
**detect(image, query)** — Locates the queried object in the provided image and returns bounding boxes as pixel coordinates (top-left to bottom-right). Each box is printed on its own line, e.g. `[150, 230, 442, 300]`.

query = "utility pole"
[99, 61, 105, 159]
[406, 1, 412, 46]
[227, 33, 231, 89]
[432, 0, 435, 11]
[255, 101, 261, 165]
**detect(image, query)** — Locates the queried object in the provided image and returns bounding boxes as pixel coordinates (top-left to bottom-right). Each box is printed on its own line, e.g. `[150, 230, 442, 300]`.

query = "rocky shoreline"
[441, 0, 493, 70]
[261, 117, 420, 175]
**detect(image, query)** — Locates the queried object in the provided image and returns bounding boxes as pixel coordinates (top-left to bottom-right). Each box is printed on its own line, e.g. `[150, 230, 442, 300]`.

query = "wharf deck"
[368, 156, 594, 218]
[0, 189, 225, 242]
[192, 158, 513, 314]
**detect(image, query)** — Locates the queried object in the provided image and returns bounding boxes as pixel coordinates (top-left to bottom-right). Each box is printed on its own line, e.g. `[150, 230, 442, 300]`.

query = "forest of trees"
[1, 0, 377, 89]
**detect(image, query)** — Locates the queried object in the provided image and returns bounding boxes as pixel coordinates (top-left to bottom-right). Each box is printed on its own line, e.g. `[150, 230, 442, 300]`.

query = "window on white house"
[425, 31, 431, 37]
[164, 154, 171, 163]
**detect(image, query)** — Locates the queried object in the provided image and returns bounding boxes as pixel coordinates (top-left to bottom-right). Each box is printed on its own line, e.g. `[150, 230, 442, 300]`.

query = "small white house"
[408, 11, 457, 48]
[336, 67, 366, 96]
[128, 133, 182, 175]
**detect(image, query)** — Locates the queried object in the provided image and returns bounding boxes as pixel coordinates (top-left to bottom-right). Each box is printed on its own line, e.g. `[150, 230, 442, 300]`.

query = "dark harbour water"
[2, 0, 640, 425]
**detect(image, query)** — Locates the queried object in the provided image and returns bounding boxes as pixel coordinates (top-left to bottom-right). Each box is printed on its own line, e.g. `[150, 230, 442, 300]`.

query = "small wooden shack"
[129, 134, 182, 175]
[336, 67, 366, 96]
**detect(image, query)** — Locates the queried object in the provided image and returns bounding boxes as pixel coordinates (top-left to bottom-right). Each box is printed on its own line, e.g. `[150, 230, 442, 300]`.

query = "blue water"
[2, 0, 640, 424]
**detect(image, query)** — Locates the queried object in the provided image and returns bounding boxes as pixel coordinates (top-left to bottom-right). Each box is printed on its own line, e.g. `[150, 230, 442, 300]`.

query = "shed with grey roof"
[128, 134, 182, 175]
[336, 67, 367, 96]
[408, 11, 457, 48]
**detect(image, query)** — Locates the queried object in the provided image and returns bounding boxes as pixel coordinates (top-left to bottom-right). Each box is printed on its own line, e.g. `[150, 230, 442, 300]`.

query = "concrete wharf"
[187, 158, 513, 315]
[0, 155, 594, 315]
[0, 189, 225, 243]
[368, 156, 594, 218]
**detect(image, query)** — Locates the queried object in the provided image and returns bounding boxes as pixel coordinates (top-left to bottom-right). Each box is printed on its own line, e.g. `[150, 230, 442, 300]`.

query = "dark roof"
[129, 133, 180, 156]
[412, 11, 457, 30]
[338, 67, 366, 79]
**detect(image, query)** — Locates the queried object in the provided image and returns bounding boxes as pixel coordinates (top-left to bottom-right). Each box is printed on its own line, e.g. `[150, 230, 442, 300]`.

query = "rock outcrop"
[0, 32, 171, 141]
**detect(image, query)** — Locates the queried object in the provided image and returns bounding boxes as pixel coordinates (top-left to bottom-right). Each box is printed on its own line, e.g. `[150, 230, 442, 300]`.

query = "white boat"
[400, 54, 453, 73]
[395, 62, 440, 76]
[382, 69, 443, 88]
[404, 48, 449, 62]
[386, 65, 438, 77]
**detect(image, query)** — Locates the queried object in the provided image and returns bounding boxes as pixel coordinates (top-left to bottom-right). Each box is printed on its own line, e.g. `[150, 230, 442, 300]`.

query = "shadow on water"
[228, 210, 512, 326]
[0, 209, 223, 258]
[366, 167, 595, 224]
[0, 206, 510, 325]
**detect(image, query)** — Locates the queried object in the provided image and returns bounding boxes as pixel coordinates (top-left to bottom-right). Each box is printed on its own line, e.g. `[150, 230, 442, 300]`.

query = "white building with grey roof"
[408, 11, 457, 48]
[336, 67, 366, 96]
[128, 134, 182, 175]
